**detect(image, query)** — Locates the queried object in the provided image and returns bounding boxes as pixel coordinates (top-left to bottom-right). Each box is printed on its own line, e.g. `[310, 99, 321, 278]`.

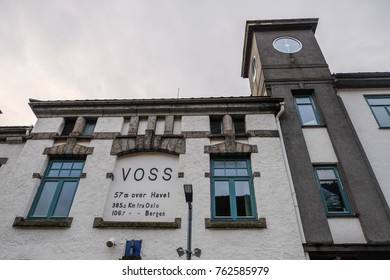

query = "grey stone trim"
[182, 131, 208, 138]
[92, 132, 120, 139]
[111, 135, 185, 155]
[43, 138, 94, 155]
[164, 115, 174, 135]
[204, 140, 258, 154]
[247, 130, 279, 137]
[12, 217, 73, 228]
[5, 137, 24, 144]
[146, 115, 157, 131]
[205, 218, 267, 229]
[30, 133, 59, 140]
[69, 116, 86, 136]
[128, 116, 139, 136]
[93, 217, 181, 229]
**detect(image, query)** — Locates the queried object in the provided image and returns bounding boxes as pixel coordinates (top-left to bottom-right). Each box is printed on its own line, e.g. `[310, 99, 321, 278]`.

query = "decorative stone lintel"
[247, 130, 279, 137]
[43, 138, 94, 156]
[205, 218, 267, 229]
[12, 216, 73, 228]
[111, 136, 185, 155]
[204, 140, 257, 154]
[93, 217, 181, 229]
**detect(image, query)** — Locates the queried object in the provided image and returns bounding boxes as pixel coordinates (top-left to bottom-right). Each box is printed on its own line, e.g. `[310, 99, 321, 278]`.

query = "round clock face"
[273, 37, 302, 53]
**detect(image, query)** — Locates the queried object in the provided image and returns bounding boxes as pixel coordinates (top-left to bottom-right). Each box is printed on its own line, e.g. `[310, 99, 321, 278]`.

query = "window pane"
[214, 181, 231, 217]
[72, 162, 84, 170]
[236, 169, 248, 176]
[371, 106, 390, 127]
[320, 180, 347, 212]
[210, 118, 222, 134]
[214, 161, 224, 168]
[234, 118, 246, 134]
[298, 104, 319, 125]
[225, 169, 237, 176]
[214, 169, 225, 176]
[52, 181, 78, 218]
[235, 181, 253, 217]
[316, 169, 337, 180]
[31, 181, 58, 217]
[236, 161, 247, 168]
[59, 170, 71, 177]
[295, 97, 312, 104]
[225, 161, 235, 168]
[51, 162, 62, 169]
[48, 170, 60, 177]
[62, 162, 73, 169]
[70, 170, 82, 177]
[367, 98, 390, 105]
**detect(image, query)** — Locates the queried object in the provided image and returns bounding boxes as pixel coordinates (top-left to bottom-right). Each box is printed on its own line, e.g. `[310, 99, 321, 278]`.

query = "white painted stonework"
[338, 89, 390, 207]
[103, 153, 179, 222]
[0, 112, 306, 260]
[328, 218, 366, 244]
[302, 127, 338, 163]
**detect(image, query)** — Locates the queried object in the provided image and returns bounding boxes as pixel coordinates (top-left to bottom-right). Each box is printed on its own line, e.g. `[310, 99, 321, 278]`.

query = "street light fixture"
[177, 184, 201, 260]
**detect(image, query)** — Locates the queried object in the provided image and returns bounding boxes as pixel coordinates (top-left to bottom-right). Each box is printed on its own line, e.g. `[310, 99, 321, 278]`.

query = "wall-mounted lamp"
[177, 184, 202, 260]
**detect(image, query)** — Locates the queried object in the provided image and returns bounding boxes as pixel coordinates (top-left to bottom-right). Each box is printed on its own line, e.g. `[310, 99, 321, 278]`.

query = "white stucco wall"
[246, 114, 277, 130]
[0, 113, 305, 260]
[328, 218, 366, 243]
[95, 117, 124, 133]
[181, 116, 209, 132]
[302, 128, 338, 163]
[31, 118, 64, 134]
[338, 89, 390, 207]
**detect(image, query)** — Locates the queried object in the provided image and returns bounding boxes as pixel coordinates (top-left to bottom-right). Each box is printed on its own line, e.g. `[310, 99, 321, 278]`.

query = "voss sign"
[103, 153, 179, 222]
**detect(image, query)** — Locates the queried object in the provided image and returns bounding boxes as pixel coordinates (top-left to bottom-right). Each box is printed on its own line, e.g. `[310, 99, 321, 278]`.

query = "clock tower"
[241, 18, 390, 257]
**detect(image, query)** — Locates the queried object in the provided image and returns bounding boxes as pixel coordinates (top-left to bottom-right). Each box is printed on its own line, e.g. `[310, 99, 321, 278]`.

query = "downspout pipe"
[276, 102, 308, 258]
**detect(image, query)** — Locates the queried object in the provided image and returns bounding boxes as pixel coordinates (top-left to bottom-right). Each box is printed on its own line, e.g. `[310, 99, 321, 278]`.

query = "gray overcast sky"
[1, 0, 389, 126]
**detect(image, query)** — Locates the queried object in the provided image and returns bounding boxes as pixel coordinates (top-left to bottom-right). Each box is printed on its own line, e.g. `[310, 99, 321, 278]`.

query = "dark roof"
[334, 72, 390, 88]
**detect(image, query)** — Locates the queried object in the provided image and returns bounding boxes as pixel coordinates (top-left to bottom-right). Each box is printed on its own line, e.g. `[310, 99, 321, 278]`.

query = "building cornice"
[28, 96, 284, 118]
[334, 72, 390, 89]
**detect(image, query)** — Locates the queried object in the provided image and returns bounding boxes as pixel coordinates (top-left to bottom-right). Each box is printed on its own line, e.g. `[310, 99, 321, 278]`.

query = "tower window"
[294, 95, 321, 126]
[365, 96, 390, 128]
[314, 166, 352, 216]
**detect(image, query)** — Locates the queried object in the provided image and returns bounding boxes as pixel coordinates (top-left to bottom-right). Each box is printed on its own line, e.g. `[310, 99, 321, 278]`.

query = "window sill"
[93, 217, 181, 229]
[205, 218, 267, 229]
[12, 217, 73, 228]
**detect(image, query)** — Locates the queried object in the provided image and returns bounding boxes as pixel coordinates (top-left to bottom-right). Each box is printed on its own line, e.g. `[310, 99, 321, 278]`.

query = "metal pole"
[186, 202, 192, 260]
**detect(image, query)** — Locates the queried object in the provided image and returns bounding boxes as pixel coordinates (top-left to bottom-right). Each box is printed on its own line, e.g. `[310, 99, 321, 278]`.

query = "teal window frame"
[314, 166, 352, 217]
[210, 158, 257, 220]
[294, 95, 321, 126]
[28, 160, 85, 219]
[82, 118, 97, 136]
[365, 95, 390, 128]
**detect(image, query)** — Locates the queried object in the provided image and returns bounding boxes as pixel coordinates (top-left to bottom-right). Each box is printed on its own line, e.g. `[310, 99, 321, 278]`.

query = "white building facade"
[0, 97, 306, 260]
